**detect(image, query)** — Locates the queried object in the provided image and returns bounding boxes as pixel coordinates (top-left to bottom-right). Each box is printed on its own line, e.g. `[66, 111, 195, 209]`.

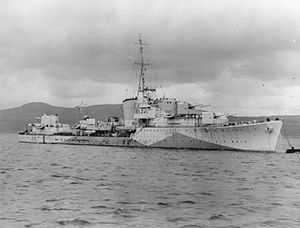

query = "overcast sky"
[1, 0, 300, 115]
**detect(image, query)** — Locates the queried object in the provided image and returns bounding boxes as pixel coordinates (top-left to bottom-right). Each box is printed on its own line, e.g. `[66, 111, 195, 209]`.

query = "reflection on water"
[0, 134, 300, 227]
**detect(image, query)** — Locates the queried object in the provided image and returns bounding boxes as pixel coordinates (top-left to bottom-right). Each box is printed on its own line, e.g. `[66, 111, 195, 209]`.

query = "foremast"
[133, 35, 158, 126]
[134, 35, 153, 103]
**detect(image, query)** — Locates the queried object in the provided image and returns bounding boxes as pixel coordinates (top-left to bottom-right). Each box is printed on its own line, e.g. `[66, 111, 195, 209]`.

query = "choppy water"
[0, 134, 300, 228]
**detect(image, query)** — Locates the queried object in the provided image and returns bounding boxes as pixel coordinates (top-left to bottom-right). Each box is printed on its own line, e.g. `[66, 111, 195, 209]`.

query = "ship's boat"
[18, 36, 283, 152]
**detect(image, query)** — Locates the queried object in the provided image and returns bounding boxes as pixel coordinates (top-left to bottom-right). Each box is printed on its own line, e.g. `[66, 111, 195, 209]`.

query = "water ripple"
[56, 218, 91, 226]
[0, 134, 300, 227]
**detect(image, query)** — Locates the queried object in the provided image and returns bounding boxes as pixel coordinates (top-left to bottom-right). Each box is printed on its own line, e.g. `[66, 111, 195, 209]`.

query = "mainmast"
[135, 34, 150, 100]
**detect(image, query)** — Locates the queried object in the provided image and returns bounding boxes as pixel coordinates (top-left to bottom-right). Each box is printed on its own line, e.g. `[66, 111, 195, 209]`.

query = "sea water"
[0, 133, 300, 228]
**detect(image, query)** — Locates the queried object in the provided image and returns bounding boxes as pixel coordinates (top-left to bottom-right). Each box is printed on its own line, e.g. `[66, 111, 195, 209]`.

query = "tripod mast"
[135, 34, 150, 100]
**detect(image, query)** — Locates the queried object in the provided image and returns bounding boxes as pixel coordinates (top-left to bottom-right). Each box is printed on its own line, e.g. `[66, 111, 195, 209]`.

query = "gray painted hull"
[18, 120, 282, 152]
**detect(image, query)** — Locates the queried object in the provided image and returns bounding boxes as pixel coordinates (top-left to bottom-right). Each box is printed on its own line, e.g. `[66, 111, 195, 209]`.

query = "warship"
[19, 37, 283, 152]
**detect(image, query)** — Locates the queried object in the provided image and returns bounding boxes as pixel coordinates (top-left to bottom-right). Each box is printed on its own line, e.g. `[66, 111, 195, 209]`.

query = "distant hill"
[0, 102, 299, 138]
[0, 102, 122, 133]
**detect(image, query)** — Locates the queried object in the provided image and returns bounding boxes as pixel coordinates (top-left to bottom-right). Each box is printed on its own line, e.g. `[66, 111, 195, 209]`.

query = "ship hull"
[18, 120, 282, 152]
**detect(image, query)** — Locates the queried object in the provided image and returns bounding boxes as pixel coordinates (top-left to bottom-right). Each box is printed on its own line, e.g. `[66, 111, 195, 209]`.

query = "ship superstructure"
[19, 114, 72, 136]
[19, 36, 283, 152]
